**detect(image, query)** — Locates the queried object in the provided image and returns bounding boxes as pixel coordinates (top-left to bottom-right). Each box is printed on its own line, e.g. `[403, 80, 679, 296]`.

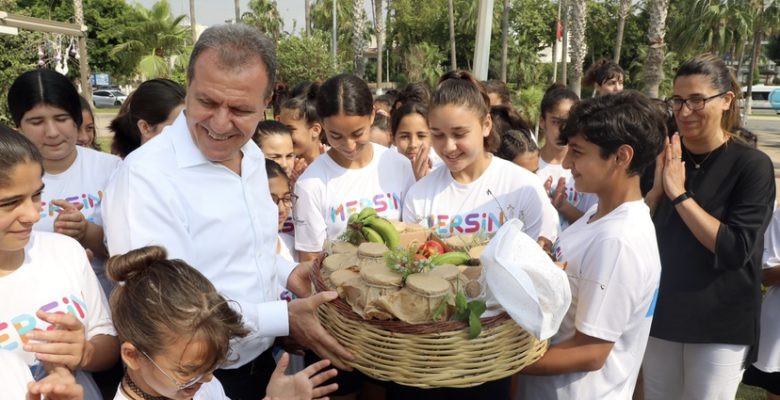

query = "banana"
[357, 207, 377, 222]
[361, 226, 384, 244]
[365, 217, 400, 249]
[348, 213, 360, 225]
[430, 251, 470, 266]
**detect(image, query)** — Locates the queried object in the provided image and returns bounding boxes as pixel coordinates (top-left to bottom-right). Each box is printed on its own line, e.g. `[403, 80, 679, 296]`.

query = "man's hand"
[52, 201, 87, 242]
[264, 352, 339, 400]
[287, 261, 314, 298]
[27, 366, 84, 400]
[24, 311, 87, 371]
[288, 292, 354, 371]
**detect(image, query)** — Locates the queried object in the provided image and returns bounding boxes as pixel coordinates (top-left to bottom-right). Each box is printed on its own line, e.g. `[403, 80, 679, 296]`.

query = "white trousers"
[642, 337, 748, 400]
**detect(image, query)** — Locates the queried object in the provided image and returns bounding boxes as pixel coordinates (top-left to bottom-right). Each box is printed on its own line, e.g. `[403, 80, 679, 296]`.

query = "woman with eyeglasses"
[108, 245, 338, 400]
[643, 53, 775, 399]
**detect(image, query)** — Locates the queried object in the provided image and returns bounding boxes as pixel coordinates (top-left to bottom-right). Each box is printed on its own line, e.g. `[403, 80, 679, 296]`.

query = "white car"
[92, 89, 127, 107]
[742, 85, 780, 114]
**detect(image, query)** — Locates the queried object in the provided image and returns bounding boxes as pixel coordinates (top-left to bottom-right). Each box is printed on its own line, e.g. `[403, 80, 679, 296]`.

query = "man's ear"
[121, 342, 142, 371]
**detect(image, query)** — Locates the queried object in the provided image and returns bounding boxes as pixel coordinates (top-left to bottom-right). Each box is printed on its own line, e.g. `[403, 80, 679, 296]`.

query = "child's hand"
[543, 176, 568, 210]
[412, 143, 432, 181]
[26, 365, 84, 400]
[52, 200, 87, 242]
[265, 352, 339, 400]
[24, 311, 87, 371]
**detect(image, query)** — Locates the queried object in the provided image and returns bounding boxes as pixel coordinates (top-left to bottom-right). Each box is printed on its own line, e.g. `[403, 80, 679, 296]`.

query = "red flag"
[556, 19, 562, 41]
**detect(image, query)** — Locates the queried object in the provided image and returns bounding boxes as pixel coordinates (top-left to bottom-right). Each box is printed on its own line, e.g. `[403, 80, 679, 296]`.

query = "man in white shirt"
[516, 91, 665, 399]
[102, 24, 351, 400]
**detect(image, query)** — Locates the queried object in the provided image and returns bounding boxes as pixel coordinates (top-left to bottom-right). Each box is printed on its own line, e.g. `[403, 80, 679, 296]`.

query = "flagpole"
[552, 0, 561, 83]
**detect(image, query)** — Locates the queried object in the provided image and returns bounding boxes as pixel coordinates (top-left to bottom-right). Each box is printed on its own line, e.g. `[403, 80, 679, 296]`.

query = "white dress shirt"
[102, 112, 296, 368]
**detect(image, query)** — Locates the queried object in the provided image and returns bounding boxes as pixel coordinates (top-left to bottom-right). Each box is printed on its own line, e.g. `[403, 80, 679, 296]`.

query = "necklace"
[683, 146, 715, 169]
[122, 374, 170, 400]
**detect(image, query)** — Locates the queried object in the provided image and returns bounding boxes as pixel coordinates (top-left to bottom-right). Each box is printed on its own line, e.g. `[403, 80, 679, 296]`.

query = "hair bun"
[106, 245, 168, 283]
[438, 70, 480, 87]
[305, 82, 321, 101]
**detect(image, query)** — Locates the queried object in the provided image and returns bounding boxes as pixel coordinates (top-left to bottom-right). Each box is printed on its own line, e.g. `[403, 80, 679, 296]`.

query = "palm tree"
[567, 0, 587, 96]
[234, 0, 241, 23]
[448, 0, 456, 70]
[111, 0, 190, 80]
[373, 0, 385, 88]
[352, 0, 367, 78]
[669, 0, 752, 57]
[613, 0, 630, 63]
[305, 0, 311, 35]
[500, 0, 509, 81]
[643, 0, 669, 99]
[189, 0, 197, 43]
[242, 0, 283, 43]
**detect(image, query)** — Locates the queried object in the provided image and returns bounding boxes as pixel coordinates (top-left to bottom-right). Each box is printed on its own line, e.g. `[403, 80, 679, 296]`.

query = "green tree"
[242, 0, 283, 43]
[403, 42, 444, 88]
[110, 0, 190, 80]
[276, 32, 338, 87]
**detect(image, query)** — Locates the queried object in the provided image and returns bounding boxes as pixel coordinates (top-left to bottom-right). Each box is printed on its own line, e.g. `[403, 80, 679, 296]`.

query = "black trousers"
[214, 349, 277, 400]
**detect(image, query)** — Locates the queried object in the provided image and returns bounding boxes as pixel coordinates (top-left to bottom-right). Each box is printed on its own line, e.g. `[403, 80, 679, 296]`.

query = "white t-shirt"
[294, 143, 416, 252]
[518, 200, 661, 399]
[0, 350, 33, 400]
[0, 231, 116, 400]
[113, 378, 228, 399]
[36, 146, 122, 295]
[402, 156, 559, 241]
[756, 208, 780, 372]
[536, 159, 598, 230]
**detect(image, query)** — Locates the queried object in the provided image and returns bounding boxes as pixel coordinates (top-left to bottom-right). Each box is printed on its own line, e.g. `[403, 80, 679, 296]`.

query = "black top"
[651, 139, 775, 357]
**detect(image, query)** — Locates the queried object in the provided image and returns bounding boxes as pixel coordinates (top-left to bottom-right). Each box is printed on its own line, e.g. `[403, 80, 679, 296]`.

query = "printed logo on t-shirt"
[428, 210, 506, 236]
[552, 237, 563, 262]
[40, 191, 103, 221]
[329, 192, 402, 223]
[0, 294, 88, 351]
[281, 216, 295, 233]
[646, 287, 659, 318]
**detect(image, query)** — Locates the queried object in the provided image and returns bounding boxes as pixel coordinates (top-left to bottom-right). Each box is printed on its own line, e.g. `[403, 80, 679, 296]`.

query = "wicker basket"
[311, 253, 548, 388]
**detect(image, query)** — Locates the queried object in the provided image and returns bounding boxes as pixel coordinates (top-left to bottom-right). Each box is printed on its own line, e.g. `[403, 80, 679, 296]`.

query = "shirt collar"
[172, 110, 265, 170]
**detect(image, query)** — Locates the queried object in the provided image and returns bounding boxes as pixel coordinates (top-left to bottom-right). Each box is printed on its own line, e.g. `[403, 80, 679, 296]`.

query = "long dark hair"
[8, 69, 82, 128]
[316, 74, 374, 119]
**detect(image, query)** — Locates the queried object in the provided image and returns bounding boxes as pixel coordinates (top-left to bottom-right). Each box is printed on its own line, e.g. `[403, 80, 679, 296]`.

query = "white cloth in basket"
[481, 219, 571, 340]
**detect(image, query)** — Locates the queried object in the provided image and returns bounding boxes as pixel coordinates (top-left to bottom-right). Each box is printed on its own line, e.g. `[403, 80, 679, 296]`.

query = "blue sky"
[132, 0, 374, 34]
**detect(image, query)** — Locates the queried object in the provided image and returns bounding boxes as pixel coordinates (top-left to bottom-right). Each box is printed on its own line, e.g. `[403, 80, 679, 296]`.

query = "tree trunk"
[613, 0, 630, 63]
[500, 0, 509, 81]
[189, 0, 197, 44]
[567, 0, 586, 96]
[448, 0, 457, 70]
[305, 0, 311, 35]
[234, 0, 240, 23]
[746, 21, 763, 117]
[353, 0, 367, 78]
[74, 0, 92, 104]
[332, 0, 338, 68]
[552, 0, 561, 83]
[642, 0, 669, 99]
[561, 0, 568, 85]
[374, 0, 385, 90]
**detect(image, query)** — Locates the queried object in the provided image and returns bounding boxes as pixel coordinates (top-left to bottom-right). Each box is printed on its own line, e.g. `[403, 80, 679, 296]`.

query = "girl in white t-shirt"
[402, 71, 558, 245]
[107, 245, 338, 400]
[742, 207, 780, 399]
[536, 84, 597, 230]
[0, 128, 119, 400]
[391, 101, 443, 181]
[294, 74, 416, 261]
[8, 69, 122, 295]
[279, 85, 325, 169]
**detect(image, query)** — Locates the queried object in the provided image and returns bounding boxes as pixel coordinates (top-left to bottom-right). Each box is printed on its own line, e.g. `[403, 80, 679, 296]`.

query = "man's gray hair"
[187, 24, 276, 97]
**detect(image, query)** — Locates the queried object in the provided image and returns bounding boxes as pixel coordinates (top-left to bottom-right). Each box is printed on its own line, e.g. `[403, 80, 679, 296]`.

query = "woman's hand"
[662, 133, 687, 199]
[23, 311, 87, 371]
[264, 352, 339, 400]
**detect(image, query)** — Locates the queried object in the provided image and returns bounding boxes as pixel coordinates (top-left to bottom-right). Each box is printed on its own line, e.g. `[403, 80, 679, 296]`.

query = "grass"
[737, 384, 768, 400]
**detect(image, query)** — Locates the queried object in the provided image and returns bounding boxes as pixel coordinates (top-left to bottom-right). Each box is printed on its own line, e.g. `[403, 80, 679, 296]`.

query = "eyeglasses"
[667, 91, 728, 112]
[141, 351, 211, 390]
[271, 194, 297, 208]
